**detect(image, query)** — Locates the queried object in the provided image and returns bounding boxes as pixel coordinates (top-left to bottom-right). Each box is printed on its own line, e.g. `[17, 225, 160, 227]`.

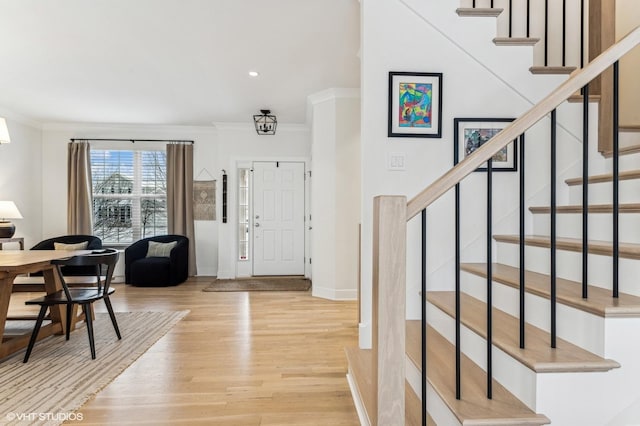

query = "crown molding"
[212, 122, 309, 133]
[307, 88, 360, 106]
[40, 121, 218, 134]
[0, 106, 44, 130]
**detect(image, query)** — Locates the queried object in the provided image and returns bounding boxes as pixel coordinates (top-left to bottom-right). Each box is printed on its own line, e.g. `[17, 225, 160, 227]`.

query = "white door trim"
[230, 156, 310, 278]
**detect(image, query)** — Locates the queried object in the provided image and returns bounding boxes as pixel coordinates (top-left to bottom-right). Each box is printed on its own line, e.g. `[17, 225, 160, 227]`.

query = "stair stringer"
[427, 296, 640, 426]
[401, 0, 567, 107]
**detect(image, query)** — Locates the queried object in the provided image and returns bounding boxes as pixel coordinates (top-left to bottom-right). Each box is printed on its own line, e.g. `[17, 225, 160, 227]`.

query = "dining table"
[0, 250, 90, 360]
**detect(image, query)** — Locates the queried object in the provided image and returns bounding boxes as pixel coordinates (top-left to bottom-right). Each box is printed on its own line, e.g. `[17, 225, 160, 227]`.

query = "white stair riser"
[567, 179, 640, 205]
[427, 301, 539, 410]
[406, 355, 464, 426]
[495, 242, 640, 296]
[531, 212, 640, 243]
[461, 272, 606, 355]
[428, 295, 636, 426]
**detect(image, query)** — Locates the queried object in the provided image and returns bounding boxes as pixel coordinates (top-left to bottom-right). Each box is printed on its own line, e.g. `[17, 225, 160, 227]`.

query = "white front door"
[252, 161, 305, 275]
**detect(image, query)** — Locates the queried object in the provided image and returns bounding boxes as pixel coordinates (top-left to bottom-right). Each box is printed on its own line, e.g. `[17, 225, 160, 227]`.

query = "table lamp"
[0, 201, 23, 238]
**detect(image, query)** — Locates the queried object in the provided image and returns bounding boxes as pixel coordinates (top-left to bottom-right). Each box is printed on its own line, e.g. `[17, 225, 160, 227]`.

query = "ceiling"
[0, 0, 360, 127]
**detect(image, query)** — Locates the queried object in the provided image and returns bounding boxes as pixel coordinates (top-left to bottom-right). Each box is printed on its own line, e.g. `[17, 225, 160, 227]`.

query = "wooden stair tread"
[346, 346, 430, 426]
[529, 66, 577, 75]
[461, 263, 640, 317]
[345, 346, 374, 424]
[493, 37, 540, 46]
[620, 125, 640, 132]
[456, 7, 503, 17]
[406, 321, 550, 425]
[493, 234, 640, 259]
[565, 169, 640, 185]
[567, 93, 602, 103]
[603, 144, 640, 158]
[428, 291, 620, 372]
[529, 203, 640, 214]
[406, 380, 422, 426]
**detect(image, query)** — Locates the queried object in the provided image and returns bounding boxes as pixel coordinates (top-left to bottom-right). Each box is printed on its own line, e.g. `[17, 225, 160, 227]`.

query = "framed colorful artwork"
[388, 71, 443, 138]
[453, 118, 517, 172]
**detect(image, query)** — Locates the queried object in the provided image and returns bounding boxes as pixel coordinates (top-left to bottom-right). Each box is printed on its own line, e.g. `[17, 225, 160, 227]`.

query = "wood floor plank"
[406, 321, 550, 425]
[427, 292, 619, 373]
[5, 280, 361, 425]
[493, 234, 640, 259]
[461, 263, 640, 317]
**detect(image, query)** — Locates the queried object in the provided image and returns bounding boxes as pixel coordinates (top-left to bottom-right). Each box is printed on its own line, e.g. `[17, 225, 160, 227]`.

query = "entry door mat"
[203, 277, 311, 292]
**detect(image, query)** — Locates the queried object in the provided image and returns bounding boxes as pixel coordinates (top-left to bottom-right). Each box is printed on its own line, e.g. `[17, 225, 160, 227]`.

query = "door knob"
[255, 223, 260, 227]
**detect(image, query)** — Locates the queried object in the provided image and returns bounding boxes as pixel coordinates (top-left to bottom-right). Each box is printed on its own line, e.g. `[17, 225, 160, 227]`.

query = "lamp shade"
[0, 118, 10, 144]
[0, 201, 23, 219]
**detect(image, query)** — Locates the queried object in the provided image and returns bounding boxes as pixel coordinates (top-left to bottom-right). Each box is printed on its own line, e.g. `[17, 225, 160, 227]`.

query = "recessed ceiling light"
[248, 71, 259, 77]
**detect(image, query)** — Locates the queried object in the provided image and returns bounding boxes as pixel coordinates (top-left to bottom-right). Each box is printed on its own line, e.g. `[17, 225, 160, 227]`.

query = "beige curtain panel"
[167, 143, 197, 276]
[67, 141, 93, 234]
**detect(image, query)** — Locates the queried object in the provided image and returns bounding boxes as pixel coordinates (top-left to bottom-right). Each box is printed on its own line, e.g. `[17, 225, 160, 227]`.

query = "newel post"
[372, 195, 407, 425]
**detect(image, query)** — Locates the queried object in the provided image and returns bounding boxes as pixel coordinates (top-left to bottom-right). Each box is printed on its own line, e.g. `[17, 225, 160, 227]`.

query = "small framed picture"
[454, 118, 517, 172]
[388, 71, 443, 138]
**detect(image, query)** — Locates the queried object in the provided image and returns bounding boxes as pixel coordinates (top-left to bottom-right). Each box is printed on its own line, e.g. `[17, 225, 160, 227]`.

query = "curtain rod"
[70, 138, 194, 144]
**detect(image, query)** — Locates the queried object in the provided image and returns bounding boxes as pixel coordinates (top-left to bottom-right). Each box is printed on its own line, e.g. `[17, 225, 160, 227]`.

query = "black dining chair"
[23, 249, 121, 362]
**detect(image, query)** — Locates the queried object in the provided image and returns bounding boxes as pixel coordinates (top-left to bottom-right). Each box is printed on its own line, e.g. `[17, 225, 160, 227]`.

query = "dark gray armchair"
[124, 235, 189, 286]
[30, 235, 102, 276]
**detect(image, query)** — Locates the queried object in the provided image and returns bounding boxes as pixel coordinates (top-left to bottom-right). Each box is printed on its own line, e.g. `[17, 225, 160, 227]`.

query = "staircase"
[347, 1, 640, 424]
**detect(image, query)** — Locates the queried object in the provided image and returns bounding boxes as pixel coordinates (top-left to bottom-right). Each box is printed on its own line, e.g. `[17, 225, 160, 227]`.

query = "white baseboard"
[312, 285, 357, 300]
[346, 372, 370, 426]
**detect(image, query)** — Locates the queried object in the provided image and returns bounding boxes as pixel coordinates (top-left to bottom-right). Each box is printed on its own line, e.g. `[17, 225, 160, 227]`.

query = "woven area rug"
[0, 310, 188, 426]
[203, 277, 311, 292]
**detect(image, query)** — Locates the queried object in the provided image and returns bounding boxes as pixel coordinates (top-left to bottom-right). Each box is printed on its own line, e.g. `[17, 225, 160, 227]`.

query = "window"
[91, 149, 167, 244]
[238, 168, 250, 260]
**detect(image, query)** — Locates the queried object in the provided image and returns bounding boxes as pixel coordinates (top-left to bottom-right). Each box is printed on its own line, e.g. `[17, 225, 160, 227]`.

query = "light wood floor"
[8, 277, 360, 425]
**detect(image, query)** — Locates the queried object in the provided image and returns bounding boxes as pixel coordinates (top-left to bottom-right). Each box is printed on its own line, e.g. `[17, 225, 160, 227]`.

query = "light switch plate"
[387, 152, 406, 171]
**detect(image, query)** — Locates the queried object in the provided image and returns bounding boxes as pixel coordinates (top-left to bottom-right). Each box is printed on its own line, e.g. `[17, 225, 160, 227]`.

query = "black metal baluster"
[455, 182, 461, 400]
[544, 0, 549, 66]
[551, 110, 557, 348]
[421, 208, 427, 425]
[519, 133, 526, 349]
[487, 159, 493, 399]
[580, 0, 585, 68]
[527, 0, 531, 38]
[490, 0, 494, 8]
[473, 0, 476, 8]
[454, 127, 462, 400]
[613, 61, 620, 298]
[582, 84, 590, 299]
[562, 0, 567, 66]
[509, 0, 513, 38]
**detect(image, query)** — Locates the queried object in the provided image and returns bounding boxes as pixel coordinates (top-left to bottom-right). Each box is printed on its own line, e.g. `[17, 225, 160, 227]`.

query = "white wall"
[40, 122, 219, 276]
[215, 123, 311, 279]
[359, 0, 585, 348]
[0, 114, 43, 249]
[309, 89, 361, 300]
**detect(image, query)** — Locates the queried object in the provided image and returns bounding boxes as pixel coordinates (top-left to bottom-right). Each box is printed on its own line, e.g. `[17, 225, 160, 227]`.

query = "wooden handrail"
[406, 25, 640, 220]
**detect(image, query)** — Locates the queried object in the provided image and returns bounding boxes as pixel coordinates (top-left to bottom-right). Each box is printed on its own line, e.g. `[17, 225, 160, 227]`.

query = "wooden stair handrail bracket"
[406, 25, 640, 220]
[372, 195, 407, 425]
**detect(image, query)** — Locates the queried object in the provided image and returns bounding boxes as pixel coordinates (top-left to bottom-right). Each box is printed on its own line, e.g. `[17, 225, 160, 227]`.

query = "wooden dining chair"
[23, 249, 121, 362]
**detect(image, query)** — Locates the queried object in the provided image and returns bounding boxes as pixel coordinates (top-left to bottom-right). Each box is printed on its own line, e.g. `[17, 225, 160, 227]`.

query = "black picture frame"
[454, 117, 517, 172]
[388, 71, 443, 138]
